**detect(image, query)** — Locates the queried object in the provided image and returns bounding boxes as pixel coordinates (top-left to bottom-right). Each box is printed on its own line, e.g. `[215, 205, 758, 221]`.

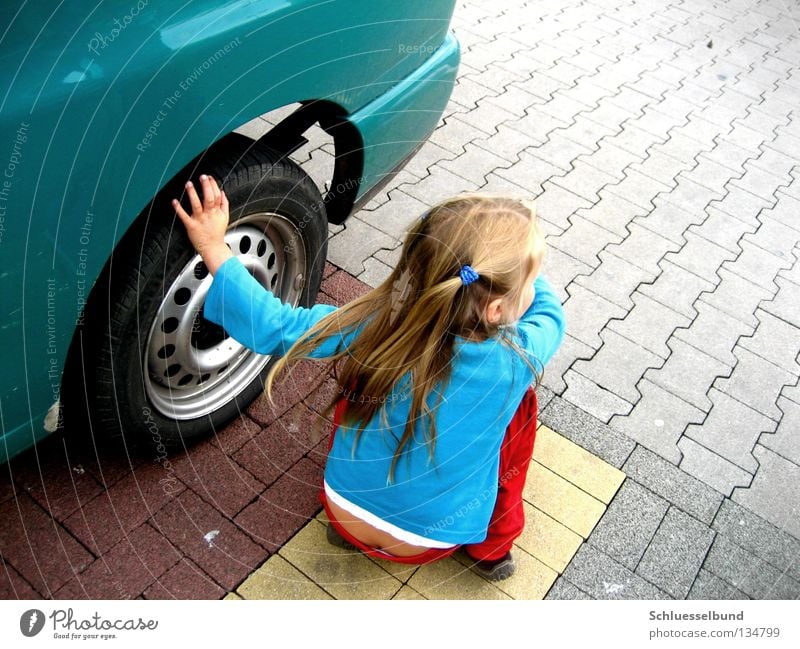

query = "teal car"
[0, 0, 460, 463]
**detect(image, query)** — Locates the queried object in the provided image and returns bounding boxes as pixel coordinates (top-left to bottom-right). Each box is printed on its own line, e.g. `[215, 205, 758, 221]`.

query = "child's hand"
[172, 174, 233, 275]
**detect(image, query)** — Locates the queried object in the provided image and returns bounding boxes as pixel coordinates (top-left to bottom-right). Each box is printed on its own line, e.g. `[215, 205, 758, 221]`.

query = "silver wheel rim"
[144, 212, 306, 420]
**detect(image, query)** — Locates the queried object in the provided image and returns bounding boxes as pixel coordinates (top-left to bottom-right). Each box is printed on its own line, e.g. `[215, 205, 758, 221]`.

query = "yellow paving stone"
[408, 557, 511, 600]
[523, 461, 606, 538]
[223, 592, 242, 600]
[515, 501, 583, 573]
[533, 425, 625, 504]
[392, 585, 427, 600]
[279, 520, 403, 600]
[237, 554, 333, 600]
[451, 545, 557, 600]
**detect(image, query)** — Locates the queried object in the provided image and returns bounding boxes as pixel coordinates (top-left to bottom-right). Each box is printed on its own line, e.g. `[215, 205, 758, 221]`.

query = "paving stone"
[454, 546, 558, 600]
[685, 388, 776, 475]
[703, 534, 800, 599]
[549, 214, 623, 269]
[142, 557, 225, 600]
[729, 163, 792, 203]
[53, 522, 182, 600]
[533, 181, 594, 232]
[562, 285, 628, 350]
[733, 445, 800, 540]
[608, 292, 691, 359]
[540, 332, 595, 395]
[699, 268, 773, 328]
[355, 188, 428, 241]
[544, 577, 592, 600]
[392, 585, 426, 600]
[687, 568, 749, 600]
[657, 175, 724, 215]
[429, 114, 488, 155]
[712, 498, 800, 584]
[644, 338, 729, 412]
[562, 370, 634, 423]
[610, 379, 705, 464]
[578, 140, 643, 181]
[572, 329, 663, 404]
[710, 186, 774, 227]
[558, 78, 613, 110]
[679, 432, 756, 495]
[574, 250, 656, 311]
[652, 130, 708, 166]
[210, 414, 261, 456]
[605, 222, 681, 276]
[541, 247, 592, 303]
[745, 218, 800, 261]
[637, 507, 715, 599]
[760, 276, 800, 324]
[562, 543, 670, 599]
[473, 122, 539, 163]
[357, 256, 393, 289]
[588, 480, 668, 571]
[326, 215, 399, 276]
[639, 260, 715, 319]
[557, 114, 622, 151]
[604, 86, 654, 117]
[761, 396, 800, 465]
[630, 149, 693, 188]
[744, 311, 800, 376]
[408, 554, 510, 600]
[622, 446, 723, 525]
[674, 301, 753, 367]
[494, 150, 560, 196]
[438, 141, 513, 186]
[714, 346, 796, 421]
[664, 231, 737, 284]
[449, 75, 501, 111]
[528, 133, 595, 173]
[577, 190, 648, 237]
[700, 138, 756, 173]
[0, 561, 41, 599]
[689, 205, 758, 254]
[516, 501, 583, 574]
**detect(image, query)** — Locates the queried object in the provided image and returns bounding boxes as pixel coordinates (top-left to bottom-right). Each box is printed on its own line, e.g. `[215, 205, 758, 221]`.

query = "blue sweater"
[204, 256, 565, 544]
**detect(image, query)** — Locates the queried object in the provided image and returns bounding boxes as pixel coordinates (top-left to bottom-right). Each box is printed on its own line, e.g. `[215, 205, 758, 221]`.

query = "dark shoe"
[467, 551, 516, 581]
[326, 523, 357, 550]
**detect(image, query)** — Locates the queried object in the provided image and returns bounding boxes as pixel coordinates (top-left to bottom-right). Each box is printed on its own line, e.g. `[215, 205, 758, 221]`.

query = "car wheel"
[67, 144, 328, 453]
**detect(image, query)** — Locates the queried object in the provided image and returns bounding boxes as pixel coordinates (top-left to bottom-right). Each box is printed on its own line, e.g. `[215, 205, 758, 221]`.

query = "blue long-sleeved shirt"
[204, 256, 565, 544]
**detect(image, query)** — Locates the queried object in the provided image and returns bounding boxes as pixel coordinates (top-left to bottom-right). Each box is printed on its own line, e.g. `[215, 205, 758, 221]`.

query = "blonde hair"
[266, 193, 546, 483]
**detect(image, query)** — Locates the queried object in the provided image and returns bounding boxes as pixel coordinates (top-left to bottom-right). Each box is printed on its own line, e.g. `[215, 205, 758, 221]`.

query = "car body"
[0, 0, 460, 463]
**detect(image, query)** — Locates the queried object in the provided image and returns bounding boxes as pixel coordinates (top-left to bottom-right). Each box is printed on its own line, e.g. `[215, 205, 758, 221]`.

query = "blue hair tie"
[459, 264, 479, 286]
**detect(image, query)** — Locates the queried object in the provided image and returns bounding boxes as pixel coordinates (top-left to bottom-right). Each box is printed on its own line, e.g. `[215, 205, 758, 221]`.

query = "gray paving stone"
[675, 301, 754, 367]
[664, 231, 738, 285]
[355, 189, 428, 240]
[609, 378, 705, 465]
[494, 150, 561, 197]
[429, 114, 489, 155]
[453, 99, 519, 136]
[678, 435, 754, 498]
[604, 168, 674, 210]
[589, 480, 669, 571]
[540, 332, 596, 395]
[733, 445, 800, 541]
[574, 250, 657, 311]
[685, 388, 776, 475]
[449, 75, 500, 111]
[550, 160, 618, 203]
[712, 498, 800, 584]
[538, 396, 635, 469]
[623, 445, 724, 525]
[699, 268, 773, 329]
[562, 370, 634, 422]
[703, 534, 800, 599]
[761, 396, 800, 466]
[637, 507, 715, 599]
[541, 246, 592, 303]
[700, 138, 757, 174]
[719, 122, 768, 155]
[562, 284, 628, 349]
[357, 256, 393, 289]
[675, 114, 728, 147]
[605, 86, 654, 117]
[529, 133, 595, 174]
[327, 215, 398, 276]
[630, 150, 693, 188]
[563, 543, 671, 600]
[557, 113, 622, 150]
[549, 214, 623, 269]
[534, 383, 555, 412]
[714, 346, 796, 421]
[608, 292, 692, 359]
[687, 569, 750, 600]
[625, 106, 685, 141]
[579, 141, 647, 183]
[438, 142, 513, 186]
[688, 205, 758, 253]
[639, 260, 715, 319]
[544, 577, 592, 600]
[603, 123, 666, 159]
[532, 181, 594, 232]
[651, 131, 708, 166]
[729, 163, 792, 203]
[763, 192, 800, 233]
[740, 310, 800, 377]
[472, 123, 538, 164]
[558, 78, 612, 110]
[606, 222, 681, 276]
[709, 185, 774, 225]
[400, 140, 458, 180]
[577, 191, 648, 237]
[536, 92, 592, 125]
[506, 105, 571, 144]
[399, 165, 479, 206]
[572, 329, 663, 405]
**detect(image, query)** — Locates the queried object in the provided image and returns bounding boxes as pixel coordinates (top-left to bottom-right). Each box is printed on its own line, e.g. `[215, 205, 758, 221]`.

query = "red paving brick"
[0, 492, 93, 596]
[63, 461, 186, 555]
[232, 423, 309, 488]
[52, 522, 182, 600]
[1, 560, 42, 599]
[150, 489, 267, 591]
[320, 270, 371, 305]
[246, 358, 332, 426]
[143, 558, 225, 600]
[171, 440, 264, 518]
[323, 260, 337, 279]
[234, 458, 324, 552]
[209, 414, 261, 455]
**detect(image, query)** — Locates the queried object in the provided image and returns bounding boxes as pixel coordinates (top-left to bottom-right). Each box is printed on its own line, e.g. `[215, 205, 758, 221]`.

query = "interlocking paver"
[687, 569, 749, 600]
[608, 292, 691, 359]
[674, 301, 754, 367]
[549, 214, 623, 269]
[544, 577, 592, 600]
[326, 215, 397, 276]
[638, 259, 715, 318]
[636, 507, 715, 599]
[562, 369, 634, 423]
[762, 396, 800, 465]
[689, 204, 758, 253]
[664, 231, 738, 285]
[573, 250, 656, 311]
[493, 150, 561, 199]
[562, 285, 628, 349]
[678, 436, 754, 497]
[605, 222, 681, 275]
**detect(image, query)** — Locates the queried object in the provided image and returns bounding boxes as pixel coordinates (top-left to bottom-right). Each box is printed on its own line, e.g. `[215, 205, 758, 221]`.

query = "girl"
[173, 175, 565, 581]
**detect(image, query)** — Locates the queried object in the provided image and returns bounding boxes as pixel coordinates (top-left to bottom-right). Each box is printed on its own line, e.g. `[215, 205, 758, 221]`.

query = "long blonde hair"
[266, 193, 546, 483]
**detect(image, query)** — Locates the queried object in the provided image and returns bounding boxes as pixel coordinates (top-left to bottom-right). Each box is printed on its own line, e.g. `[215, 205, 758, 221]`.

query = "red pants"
[318, 386, 539, 565]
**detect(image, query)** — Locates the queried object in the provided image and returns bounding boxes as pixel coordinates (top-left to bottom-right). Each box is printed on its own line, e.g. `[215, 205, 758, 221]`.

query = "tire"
[66, 144, 328, 454]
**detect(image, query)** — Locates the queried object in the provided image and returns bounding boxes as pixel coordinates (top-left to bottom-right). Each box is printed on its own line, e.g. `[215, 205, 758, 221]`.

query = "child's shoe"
[326, 523, 357, 551]
[467, 551, 516, 581]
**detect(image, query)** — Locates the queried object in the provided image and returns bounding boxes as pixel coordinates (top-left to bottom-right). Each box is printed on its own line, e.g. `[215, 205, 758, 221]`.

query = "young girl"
[173, 175, 565, 581]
